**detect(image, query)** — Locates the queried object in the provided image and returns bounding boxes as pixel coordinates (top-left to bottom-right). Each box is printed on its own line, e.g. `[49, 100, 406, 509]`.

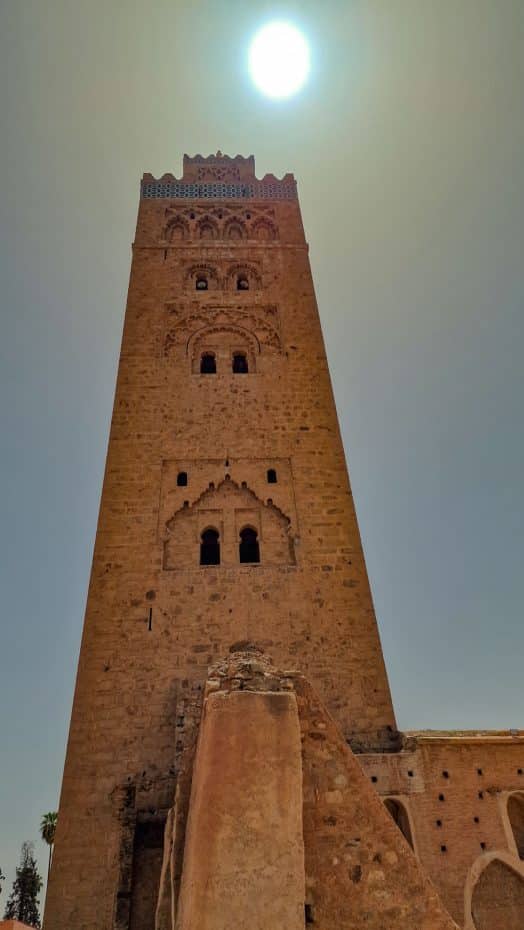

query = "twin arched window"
[197, 276, 250, 290]
[200, 353, 249, 374]
[199, 527, 260, 566]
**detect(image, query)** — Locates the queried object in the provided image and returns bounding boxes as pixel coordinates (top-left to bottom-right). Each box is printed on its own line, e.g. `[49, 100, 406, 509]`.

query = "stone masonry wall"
[159, 649, 457, 930]
[44, 161, 397, 930]
[359, 735, 524, 925]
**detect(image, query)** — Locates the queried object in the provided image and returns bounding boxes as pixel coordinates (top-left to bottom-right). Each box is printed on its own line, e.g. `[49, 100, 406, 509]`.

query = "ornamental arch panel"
[188, 324, 259, 375]
[184, 264, 221, 291]
[251, 218, 277, 241]
[164, 216, 189, 242]
[225, 263, 262, 291]
[163, 477, 294, 570]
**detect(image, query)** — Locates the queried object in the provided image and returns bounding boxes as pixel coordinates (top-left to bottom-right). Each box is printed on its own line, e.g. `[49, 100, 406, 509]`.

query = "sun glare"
[248, 21, 310, 99]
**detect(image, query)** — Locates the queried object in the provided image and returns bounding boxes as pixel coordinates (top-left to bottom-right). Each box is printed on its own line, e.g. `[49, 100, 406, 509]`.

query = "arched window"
[196, 276, 208, 291]
[199, 222, 215, 240]
[200, 528, 220, 566]
[177, 471, 188, 487]
[471, 858, 524, 930]
[239, 527, 260, 564]
[169, 222, 186, 241]
[200, 353, 216, 374]
[384, 798, 414, 849]
[253, 220, 275, 241]
[267, 469, 277, 484]
[508, 794, 524, 859]
[227, 224, 243, 240]
[232, 352, 248, 374]
[237, 276, 249, 291]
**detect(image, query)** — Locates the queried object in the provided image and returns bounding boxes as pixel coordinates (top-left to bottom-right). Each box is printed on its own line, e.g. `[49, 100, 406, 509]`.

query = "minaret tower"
[45, 154, 401, 930]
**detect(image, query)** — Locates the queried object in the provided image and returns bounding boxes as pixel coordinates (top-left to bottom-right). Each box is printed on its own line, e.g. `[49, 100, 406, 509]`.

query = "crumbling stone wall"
[359, 734, 524, 925]
[471, 858, 524, 930]
[156, 649, 457, 930]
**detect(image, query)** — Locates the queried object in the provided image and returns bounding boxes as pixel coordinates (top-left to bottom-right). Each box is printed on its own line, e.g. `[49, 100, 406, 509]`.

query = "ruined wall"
[175, 686, 305, 930]
[158, 650, 457, 930]
[359, 734, 524, 926]
[44, 156, 396, 930]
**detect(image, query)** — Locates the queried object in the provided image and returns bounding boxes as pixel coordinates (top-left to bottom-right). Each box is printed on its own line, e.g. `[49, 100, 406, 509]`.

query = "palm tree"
[40, 812, 58, 887]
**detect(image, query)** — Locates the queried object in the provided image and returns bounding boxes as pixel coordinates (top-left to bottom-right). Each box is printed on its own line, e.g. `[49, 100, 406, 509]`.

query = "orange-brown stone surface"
[44, 155, 524, 930]
[0, 922, 36, 930]
[164, 649, 457, 930]
[176, 687, 305, 930]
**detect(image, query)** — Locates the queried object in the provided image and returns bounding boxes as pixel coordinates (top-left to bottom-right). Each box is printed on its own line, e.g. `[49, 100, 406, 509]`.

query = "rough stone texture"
[44, 154, 524, 930]
[45, 153, 396, 930]
[359, 733, 524, 926]
[175, 687, 305, 930]
[0, 923, 36, 930]
[471, 859, 524, 930]
[158, 651, 456, 930]
[294, 674, 457, 930]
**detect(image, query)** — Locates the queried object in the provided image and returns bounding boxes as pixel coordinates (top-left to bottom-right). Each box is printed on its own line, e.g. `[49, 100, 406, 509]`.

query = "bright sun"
[248, 22, 310, 99]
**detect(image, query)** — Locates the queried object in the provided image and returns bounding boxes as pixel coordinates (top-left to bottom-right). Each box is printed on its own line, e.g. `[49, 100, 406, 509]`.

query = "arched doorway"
[383, 797, 414, 849]
[508, 794, 524, 859]
[471, 858, 524, 930]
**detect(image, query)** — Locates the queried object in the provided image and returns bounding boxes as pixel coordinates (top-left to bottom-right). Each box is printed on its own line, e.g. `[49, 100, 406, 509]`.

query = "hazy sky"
[1, 0, 523, 906]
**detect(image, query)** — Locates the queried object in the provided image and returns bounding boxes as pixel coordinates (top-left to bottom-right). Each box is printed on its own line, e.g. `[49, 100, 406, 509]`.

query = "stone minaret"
[45, 155, 426, 930]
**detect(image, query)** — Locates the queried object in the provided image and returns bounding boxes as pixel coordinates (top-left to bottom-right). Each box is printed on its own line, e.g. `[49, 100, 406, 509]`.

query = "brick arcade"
[44, 154, 524, 930]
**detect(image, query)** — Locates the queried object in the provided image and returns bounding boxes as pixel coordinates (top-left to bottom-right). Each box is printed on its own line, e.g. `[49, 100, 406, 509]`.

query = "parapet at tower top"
[141, 152, 297, 201]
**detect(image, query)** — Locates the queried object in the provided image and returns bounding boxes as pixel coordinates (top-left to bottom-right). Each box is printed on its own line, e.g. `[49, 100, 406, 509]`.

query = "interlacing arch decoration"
[160, 205, 279, 242]
[197, 215, 219, 239]
[188, 322, 259, 374]
[164, 215, 190, 242]
[223, 217, 248, 241]
[225, 263, 263, 291]
[184, 264, 221, 292]
[163, 475, 295, 570]
[162, 307, 281, 358]
[196, 164, 241, 182]
[251, 217, 278, 241]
